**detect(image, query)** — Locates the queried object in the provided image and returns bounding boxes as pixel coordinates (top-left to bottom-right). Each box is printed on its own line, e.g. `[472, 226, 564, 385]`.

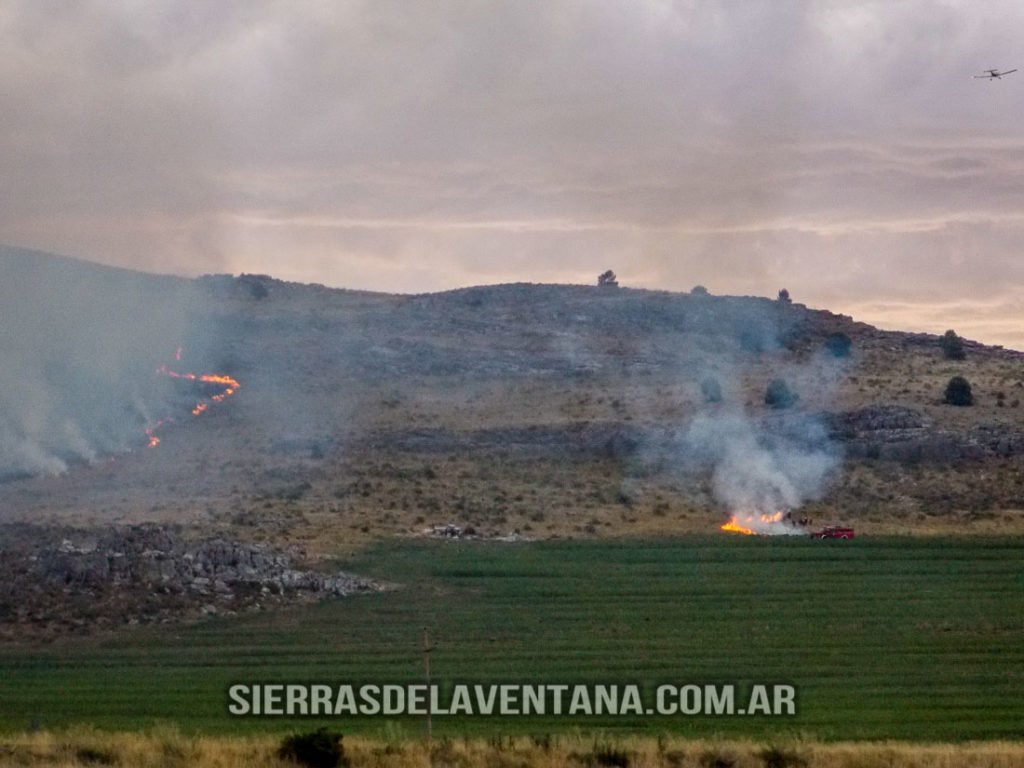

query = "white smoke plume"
[684, 410, 839, 534]
[0, 247, 194, 479]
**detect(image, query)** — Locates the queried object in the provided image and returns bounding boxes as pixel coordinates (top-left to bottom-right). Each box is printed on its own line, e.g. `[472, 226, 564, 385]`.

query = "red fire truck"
[809, 525, 855, 540]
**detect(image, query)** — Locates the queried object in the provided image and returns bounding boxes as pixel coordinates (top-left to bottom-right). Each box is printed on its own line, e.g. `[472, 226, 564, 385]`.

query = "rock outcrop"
[0, 524, 381, 639]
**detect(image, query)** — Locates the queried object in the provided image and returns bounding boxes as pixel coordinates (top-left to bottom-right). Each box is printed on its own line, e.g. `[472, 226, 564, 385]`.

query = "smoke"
[683, 410, 839, 532]
[663, 294, 845, 533]
[0, 247, 194, 478]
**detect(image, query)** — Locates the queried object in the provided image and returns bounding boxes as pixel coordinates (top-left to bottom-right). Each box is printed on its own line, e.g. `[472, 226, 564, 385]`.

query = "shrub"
[765, 378, 798, 409]
[824, 332, 852, 358]
[940, 329, 965, 360]
[757, 745, 807, 768]
[75, 748, 116, 765]
[590, 742, 630, 767]
[779, 324, 810, 352]
[691, 285, 709, 296]
[701, 376, 723, 403]
[944, 376, 974, 406]
[597, 270, 619, 288]
[699, 749, 737, 768]
[277, 728, 348, 768]
[239, 274, 271, 300]
[777, 288, 791, 303]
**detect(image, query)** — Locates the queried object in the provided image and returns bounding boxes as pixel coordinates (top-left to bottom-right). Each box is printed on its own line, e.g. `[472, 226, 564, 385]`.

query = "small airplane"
[975, 68, 1017, 80]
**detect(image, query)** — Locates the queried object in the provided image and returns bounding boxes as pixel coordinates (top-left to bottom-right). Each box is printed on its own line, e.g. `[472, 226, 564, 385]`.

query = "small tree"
[765, 378, 798, 409]
[825, 332, 852, 358]
[278, 728, 348, 768]
[238, 274, 273, 299]
[690, 285, 709, 296]
[944, 376, 974, 406]
[597, 270, 619, 288]
[777, 288, 791, 304]
[701, 376, 723, 403]
[940, 329, 965, 360]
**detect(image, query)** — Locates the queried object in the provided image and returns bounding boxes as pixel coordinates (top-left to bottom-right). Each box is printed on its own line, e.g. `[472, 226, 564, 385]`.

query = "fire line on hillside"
[143, 348, 240, 447]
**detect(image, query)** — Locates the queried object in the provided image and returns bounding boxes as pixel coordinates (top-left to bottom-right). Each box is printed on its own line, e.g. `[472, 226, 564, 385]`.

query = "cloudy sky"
[3, 1, 1024, 346]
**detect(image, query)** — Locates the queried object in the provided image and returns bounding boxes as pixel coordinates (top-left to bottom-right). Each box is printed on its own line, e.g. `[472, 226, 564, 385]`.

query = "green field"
[1, 536, 1022, 741]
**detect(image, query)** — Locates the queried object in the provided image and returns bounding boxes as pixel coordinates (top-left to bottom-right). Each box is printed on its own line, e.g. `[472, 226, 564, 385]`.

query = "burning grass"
[0, 730, 1022, 768]
[145, 351, 240, 448]
[719, 511, 805, 536]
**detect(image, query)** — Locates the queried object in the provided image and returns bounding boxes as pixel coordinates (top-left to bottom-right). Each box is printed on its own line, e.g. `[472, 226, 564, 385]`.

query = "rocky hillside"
[2, 248, 1024, 554]
[0, 523, 381, 640]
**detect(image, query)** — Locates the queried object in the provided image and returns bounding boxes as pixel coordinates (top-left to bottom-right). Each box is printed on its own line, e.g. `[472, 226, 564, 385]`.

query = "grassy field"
[2, 729, 1024, 768]
[0, 536, 1022, 742]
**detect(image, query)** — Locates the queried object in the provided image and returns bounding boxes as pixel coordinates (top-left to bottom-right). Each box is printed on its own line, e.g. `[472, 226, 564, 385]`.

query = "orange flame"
[720, 511, 787, 536]
[144, 416, 173, 448]
[721, 518, 756, 535]
[144, 349, 240, 447]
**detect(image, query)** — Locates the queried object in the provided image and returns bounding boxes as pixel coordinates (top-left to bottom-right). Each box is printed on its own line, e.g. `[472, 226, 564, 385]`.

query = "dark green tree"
[278, 729, 348, 768]
[944, 376, 973, 406]
[824, 332, 852, 358]
[765, 378, 798, 409]
[940, 329, 965, 360]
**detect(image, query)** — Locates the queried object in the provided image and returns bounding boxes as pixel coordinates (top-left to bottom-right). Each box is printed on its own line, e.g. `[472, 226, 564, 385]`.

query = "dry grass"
[1, 730, 1023, 768]
[2, 284, 1024, 552]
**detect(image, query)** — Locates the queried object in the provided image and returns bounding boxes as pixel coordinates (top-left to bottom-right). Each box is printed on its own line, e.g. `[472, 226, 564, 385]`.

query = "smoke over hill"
[0, 247, 194, 477]
[2, 248, 1024, 544]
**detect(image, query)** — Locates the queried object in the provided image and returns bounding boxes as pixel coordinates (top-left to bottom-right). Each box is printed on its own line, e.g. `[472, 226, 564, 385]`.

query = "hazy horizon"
[4, 1, 1024, 348]
[4, 242, 1013, 356]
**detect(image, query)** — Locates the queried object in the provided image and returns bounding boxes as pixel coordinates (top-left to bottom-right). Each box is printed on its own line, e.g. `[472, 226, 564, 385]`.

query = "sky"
[3, 0, 1024, 347]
